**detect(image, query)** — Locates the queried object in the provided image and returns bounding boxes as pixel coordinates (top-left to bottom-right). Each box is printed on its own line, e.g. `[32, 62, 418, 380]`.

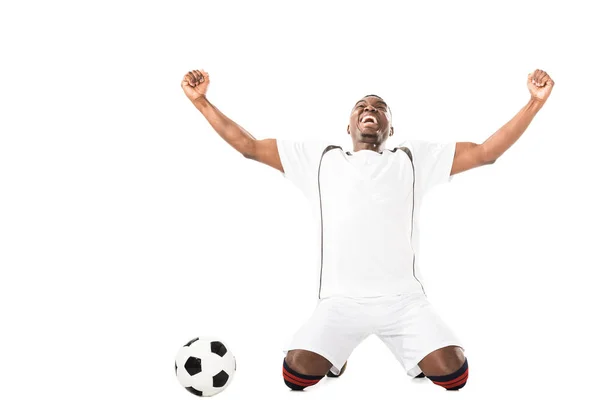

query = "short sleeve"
[405, 140, 456, 195]
[276, 139, 334, 198]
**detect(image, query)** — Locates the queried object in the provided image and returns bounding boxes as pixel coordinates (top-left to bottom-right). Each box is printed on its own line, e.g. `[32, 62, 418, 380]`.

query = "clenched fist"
[182, 69, 210, 102]
[528, 69, 554, 104]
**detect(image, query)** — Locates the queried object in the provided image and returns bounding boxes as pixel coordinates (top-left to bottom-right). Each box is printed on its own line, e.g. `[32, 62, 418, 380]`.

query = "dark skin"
[182, 69, 554, 378]
[285, 346, 463, 377]
[347, 96, 394, 153]
[182, 70, 554, 176]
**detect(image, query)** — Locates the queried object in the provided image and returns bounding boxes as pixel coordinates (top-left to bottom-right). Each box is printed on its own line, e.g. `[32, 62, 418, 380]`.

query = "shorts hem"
[283, 346, 346, 376]
[405, 342, 465, 378]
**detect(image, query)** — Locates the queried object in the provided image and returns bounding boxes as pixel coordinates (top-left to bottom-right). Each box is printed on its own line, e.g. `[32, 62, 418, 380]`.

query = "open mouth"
[360, 114, 378, 127]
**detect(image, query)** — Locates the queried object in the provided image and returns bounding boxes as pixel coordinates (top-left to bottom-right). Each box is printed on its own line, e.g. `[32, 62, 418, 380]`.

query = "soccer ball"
[175, 337, 236, 397]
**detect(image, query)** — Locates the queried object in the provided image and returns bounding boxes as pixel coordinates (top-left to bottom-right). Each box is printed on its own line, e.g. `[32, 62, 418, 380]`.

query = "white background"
[1, 1, 599, 399]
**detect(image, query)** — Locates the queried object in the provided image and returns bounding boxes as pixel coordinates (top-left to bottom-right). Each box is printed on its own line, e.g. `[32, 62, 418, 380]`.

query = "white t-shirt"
[277, 139, 456, 299]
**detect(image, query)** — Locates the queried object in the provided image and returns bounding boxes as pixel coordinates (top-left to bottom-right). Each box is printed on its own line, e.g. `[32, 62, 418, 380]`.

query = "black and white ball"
[175, 337, 236, 397]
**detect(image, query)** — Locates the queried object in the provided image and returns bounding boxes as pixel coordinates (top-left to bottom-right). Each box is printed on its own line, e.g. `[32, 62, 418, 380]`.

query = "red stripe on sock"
[282, 367, 321, 385]
[283, 373, 318, 388]
[282, 369, 307, 387]
[282, 368, 321, 384]
[432, 368, 468, 386]
[433, 369, 469, 388]
[441, 374, 468, 389]
[283, 375, 309, 387]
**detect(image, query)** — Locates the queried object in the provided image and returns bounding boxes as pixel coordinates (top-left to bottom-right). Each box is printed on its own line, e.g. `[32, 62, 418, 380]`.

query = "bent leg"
[282, 350, 331, 390]
[283, 297, 369, 380]
[286, 349, 332, 375]
[419, 346, 469, 390]
[375, 294, 465, 385]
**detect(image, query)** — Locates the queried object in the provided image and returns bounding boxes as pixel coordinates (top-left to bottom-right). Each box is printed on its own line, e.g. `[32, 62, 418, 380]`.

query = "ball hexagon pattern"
[175, 337, 236, 397]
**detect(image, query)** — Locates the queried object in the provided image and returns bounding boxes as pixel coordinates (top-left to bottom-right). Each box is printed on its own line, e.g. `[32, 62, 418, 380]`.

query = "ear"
[389, 126, 394, 137]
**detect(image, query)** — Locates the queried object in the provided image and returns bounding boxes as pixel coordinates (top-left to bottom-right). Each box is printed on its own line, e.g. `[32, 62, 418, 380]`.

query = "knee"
[282, 350, 329, 391]
[286, 350, 332, 375]
[419, 346, 468, 390]
[427, 358, 469, 391]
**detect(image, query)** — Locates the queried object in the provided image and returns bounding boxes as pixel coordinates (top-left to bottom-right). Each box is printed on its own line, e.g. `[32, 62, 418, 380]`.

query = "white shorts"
[283, 293, 464, 377]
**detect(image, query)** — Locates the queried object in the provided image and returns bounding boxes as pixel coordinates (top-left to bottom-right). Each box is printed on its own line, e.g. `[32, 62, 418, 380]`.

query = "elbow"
[479, 145, 498, 165]
[241, 140, 257, 159]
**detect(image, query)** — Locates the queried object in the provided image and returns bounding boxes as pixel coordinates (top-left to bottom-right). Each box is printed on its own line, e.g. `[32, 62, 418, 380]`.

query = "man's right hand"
[181, 69, 210, 102]
[180, 69, 283, 173]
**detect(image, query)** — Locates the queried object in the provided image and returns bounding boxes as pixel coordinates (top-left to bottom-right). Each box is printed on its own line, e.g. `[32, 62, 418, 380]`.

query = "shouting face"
[347, 95, 394, 150]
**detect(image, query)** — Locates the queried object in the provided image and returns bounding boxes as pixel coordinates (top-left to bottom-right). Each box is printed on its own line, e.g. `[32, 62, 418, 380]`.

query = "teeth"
[362, 116, 376, 123]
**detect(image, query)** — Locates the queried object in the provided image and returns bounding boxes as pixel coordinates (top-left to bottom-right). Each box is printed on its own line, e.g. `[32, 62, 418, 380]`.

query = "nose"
[363, 104, 376, 112]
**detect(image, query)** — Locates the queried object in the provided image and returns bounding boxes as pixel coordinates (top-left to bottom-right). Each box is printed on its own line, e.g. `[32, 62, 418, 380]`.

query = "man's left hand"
[528, 69, 554, 104]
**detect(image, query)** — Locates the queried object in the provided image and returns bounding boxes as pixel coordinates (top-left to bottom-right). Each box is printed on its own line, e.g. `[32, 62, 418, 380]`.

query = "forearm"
[192, 95, 255, 156]
[481, 98, 545, 162]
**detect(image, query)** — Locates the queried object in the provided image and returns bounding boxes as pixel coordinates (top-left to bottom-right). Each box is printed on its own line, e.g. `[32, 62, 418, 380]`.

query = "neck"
[353, 141, 384, 153]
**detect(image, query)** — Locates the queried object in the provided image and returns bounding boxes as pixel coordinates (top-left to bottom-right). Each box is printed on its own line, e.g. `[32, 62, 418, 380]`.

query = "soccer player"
[181, 69, 554, 391]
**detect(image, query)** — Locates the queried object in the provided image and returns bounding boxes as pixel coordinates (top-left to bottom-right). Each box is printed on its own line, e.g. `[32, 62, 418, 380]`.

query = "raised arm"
[450, 69, 555, 175]
[181, 69, 283, 173]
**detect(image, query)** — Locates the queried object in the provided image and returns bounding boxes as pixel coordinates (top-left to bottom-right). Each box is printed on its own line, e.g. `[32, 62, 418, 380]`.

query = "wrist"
[192, 94, 208, 107]
[528, 96, 545, 112]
